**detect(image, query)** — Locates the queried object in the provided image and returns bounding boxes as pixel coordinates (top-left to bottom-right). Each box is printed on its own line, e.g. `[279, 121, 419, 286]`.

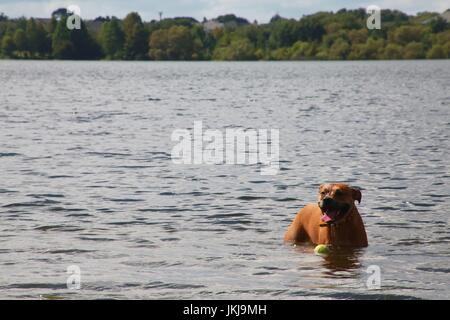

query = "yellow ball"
[314, 244, 330, 255]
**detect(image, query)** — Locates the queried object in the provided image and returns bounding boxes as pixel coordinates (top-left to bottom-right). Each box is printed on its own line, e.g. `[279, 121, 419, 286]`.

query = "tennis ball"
[314, 244, 330, 255]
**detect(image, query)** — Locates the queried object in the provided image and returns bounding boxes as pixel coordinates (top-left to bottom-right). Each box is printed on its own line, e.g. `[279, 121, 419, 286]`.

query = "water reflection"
[321, 247, 365, 274]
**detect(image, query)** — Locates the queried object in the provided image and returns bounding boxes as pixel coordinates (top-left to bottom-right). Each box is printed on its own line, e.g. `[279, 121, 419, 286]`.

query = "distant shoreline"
[1, 9, 449, 61]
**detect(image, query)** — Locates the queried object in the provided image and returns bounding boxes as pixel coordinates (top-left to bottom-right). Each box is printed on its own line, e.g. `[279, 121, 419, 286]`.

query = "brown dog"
[284, 183, 368, 247]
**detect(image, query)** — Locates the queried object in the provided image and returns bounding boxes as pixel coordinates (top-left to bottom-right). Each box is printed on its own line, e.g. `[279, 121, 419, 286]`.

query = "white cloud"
[0, 0, 448, 21]
[377, 0, 450, 13]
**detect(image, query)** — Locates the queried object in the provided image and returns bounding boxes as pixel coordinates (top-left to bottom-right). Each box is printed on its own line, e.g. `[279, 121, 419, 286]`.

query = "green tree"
[70, 19, 102, 59]
[190, 24, 211, 59]
[26, 19, 39, 54]
[426, 44, 446, 58]
[26, 18, 50, 57]
[315, 46, 329, 60]
[51, 8, 68, 20]
[383, 44, 403, 59]
[48, 16, 57, 34]
[99, 17, 124, 59]
[296, 16, 326, 42]
[348, 29, 368, 44]
[123, 12, 147, 59]
[0, 12, 8, 22]
[149, 29, 169, 60]
[149, 25, 203, 60]
[38, 23, 52, 56]
[430, 17, 448, 33]
[348, 38, 384, 59]
[1, 34, 15, 57]
[289, 41, 315, 60]
[13, 29, 27, 53]
[390, 26, 425, 45]
[167, 25, 194, 59]
[328, 38, 350, 59]
[270, 47, 290, 60]
[433, 30, 450, 45]
[403, 42, 426, 59]
[381, 9, 409, 24]
[213, 37, 256, 60]
[444, 42, 450, 58]
[52, 16, 101, 59]
[52, 17, 74, 58]
[216, 14, 249, 26]
[268, 19, 297, 48]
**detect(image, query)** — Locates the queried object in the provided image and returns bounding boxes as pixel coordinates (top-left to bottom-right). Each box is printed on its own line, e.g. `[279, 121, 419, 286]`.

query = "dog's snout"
[322, 197, 333, 206]
[318, 196, 335, 209]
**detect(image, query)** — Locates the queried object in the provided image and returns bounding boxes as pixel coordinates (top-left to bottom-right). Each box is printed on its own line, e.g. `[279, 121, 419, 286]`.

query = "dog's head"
[317, 183, 361, 224]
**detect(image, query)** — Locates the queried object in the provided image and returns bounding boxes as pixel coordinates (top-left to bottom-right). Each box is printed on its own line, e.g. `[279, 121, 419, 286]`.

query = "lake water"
[0, 60, 449, 299]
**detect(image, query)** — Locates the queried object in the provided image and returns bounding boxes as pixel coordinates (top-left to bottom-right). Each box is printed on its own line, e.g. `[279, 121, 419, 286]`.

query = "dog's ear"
[351, 188, 362, 203]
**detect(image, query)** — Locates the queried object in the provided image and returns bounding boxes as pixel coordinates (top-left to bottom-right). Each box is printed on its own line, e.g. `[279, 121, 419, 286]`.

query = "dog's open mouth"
[320, 203, 351, 223]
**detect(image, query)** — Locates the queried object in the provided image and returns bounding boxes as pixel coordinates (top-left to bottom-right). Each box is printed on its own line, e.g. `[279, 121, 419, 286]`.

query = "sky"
[0, 0, 449, 23]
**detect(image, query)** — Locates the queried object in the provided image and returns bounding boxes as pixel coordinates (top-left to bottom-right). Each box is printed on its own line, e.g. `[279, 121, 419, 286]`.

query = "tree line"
[0, 8, 449, 60]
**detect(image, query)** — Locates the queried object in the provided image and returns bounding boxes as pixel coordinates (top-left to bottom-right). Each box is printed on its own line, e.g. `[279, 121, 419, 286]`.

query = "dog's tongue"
[322, 210, 339, 223]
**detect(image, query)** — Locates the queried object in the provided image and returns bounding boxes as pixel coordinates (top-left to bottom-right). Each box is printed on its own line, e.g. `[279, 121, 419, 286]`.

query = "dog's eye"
[320, 191, 326, 195]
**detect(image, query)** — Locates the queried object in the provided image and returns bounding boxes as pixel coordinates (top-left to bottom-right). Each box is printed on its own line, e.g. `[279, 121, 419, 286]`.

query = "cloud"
[377, 0, 449, 13]
[0, 0, 447, 22]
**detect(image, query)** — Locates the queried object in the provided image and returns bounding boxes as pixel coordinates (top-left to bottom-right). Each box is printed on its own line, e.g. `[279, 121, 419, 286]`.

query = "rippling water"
[0, 60, 449, 299]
